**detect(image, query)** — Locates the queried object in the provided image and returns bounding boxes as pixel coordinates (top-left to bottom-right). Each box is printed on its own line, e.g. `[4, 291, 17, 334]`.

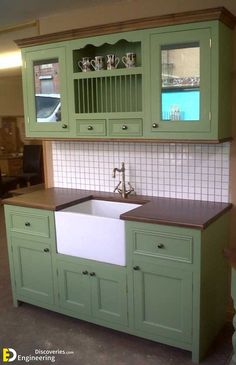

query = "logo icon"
[3, 348, 17, 362]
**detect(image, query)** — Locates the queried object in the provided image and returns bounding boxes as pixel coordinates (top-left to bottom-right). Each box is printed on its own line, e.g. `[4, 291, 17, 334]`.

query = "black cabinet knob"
[122, 124, 128, 130]
[82, 270, 88, 275]
[62, 124, 68, 129]
[152, 123, 159, 128]
[133, 266, 140, 271]
[157, 243, 164, 249]
[87, 125, 93, 131]
[90, 272, 96, 276]
[25, 222, 31, 227]
[43, 248, 50, 253]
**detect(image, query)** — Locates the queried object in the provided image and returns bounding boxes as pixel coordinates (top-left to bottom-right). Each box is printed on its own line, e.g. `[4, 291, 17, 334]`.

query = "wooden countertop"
[3, 187, 232, 230]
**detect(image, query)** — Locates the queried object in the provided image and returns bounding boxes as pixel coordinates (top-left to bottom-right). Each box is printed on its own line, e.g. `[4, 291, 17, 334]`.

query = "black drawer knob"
[25, 222, 31, 227]
[152, 123, 159, 128]
[62, 124, 68, 129]
[157, 243, 164, 249]
[90, 272, 96, 276]
[133, 266, 140, 271]
[82, 270, 88, 275]
[43, 248, 50, 253]
[122, 124, 128, 130]
[87, 125, 93, 131]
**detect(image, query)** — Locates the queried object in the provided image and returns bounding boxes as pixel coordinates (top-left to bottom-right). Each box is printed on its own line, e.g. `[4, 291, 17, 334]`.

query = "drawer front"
[133, 229, 193, 263]
[9, 211, 51, 238]
[108, 118, 143, 137]
[76, 119, 106, 136]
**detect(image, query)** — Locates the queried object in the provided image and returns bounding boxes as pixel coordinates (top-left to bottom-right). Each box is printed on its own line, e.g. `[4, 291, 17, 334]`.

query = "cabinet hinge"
[209, 38, 212, 48]
[27, 116, 30, 124]
[209, 111, 212, 121]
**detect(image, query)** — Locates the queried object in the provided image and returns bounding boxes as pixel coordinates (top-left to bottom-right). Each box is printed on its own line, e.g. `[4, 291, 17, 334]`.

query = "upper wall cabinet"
[146, 21, 233, 141]
[17, 8, 235, 142]
[22, 44, 73, 138]
[67, 31, 145, 139]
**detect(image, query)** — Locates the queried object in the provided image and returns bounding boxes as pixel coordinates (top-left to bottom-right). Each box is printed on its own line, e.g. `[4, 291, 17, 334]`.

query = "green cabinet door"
[90, 263, 128, 325]
[57, 260, 91, 315]
[11, 237, 54, 305]
[22, 44, 72, 138]
[132, 260, 192, 343]
[57, 258, 128, 326]
[148, 27, 211, 139]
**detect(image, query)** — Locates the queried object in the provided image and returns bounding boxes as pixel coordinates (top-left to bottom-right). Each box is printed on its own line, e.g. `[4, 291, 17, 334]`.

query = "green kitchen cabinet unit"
[4, 203, 230, 363]
[22, 44, 72, 138]
[17, 8, 234, 141]
[4, 205, 57, 307]
[126, 217, 229, 362]
[10, 236, 54, 305]
[57, 257, 128, 325]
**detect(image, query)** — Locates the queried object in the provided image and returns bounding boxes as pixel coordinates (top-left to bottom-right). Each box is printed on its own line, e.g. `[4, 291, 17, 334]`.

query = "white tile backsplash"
[52, 141, 230, 203]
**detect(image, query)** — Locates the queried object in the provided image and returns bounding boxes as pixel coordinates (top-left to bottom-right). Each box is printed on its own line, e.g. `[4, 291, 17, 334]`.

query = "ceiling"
[0, 0, 119, 28]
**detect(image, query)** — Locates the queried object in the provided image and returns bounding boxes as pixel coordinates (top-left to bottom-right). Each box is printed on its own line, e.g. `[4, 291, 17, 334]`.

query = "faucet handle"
[113, 181, 122, 193]
[126, 182, 136, 196]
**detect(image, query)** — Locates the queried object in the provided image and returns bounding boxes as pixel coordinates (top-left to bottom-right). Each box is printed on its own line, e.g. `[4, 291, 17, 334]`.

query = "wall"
[0, 76, 23, 116]
[53, 141, 230, 202]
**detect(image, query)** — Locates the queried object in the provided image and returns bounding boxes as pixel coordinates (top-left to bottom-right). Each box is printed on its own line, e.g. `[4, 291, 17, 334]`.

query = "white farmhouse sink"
[55, 199, 141, 266]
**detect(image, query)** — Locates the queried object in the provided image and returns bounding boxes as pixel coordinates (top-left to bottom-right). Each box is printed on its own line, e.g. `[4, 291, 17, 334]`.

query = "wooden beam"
[42, 140, 54, 188]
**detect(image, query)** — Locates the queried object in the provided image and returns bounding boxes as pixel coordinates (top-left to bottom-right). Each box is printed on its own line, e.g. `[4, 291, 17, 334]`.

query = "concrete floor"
[0, 205, 233, 365]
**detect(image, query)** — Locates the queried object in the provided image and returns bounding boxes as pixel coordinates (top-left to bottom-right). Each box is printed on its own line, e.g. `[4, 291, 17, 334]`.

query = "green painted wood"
[22, 42, 74, 138]
[57, 257, 128, 325]
[90, 263, 128, 325]
[4, 204, 230, 363]
[125, 218, 230, 363]
[132, 259, 192, 342]
[230, 269, 236, 365]
[76, 119, 107, 136]
[11, 236, 54, 305]
[4, 205, 55, 244]
[132, 228, 193, 263]
[108, 118, 143, 137]
[20, 20, 232, 140]
[149, 28, 211, 136]
[193, 212, 230, 362]
[57, 260, 91, 315]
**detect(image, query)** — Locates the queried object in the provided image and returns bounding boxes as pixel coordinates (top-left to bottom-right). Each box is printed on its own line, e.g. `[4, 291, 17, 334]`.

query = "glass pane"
[161, 42, 200, 121]
[33, 58, 61, 123]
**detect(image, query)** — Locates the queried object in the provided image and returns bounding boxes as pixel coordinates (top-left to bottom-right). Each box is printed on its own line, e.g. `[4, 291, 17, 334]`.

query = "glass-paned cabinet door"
[150, 29, 211, 135]
[23, 47, 69, 135]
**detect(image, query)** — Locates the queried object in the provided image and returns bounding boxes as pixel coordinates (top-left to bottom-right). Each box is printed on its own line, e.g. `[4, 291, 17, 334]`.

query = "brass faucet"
[112, 162, 135, 198]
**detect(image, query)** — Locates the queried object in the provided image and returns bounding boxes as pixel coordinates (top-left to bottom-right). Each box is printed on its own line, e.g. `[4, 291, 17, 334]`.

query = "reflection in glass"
[33, 58, 61, 122]
[161, 43, 200, 121]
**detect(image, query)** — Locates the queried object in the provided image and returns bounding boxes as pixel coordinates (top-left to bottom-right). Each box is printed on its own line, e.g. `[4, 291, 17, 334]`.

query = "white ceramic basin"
[55, 199, 141, 266]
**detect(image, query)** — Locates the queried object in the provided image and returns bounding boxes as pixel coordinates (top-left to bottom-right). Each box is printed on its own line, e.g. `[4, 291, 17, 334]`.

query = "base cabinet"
[132, 260, 192, 343]
[4, 204, 230, 363]
[11, 237, 54, 305]
[57, 259, 128, 326]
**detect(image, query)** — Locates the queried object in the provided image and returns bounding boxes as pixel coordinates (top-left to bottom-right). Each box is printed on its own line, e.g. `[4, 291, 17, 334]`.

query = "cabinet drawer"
[76, 119, 106, 136]
[108, 118, 143, 137]
[133, 230, 193, 263]
[9, 211, 51, 238]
